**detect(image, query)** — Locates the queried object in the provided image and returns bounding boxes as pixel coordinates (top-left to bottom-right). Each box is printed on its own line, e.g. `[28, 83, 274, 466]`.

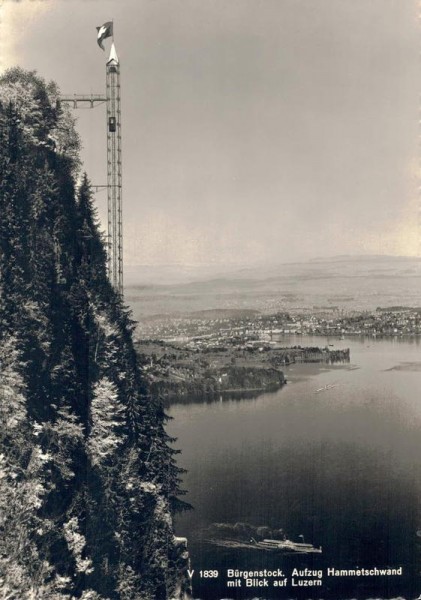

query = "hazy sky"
[1, 0, 419, 266]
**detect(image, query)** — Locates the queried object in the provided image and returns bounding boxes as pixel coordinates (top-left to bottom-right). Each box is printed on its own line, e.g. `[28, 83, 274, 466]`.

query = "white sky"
[1, 0, 419, 267]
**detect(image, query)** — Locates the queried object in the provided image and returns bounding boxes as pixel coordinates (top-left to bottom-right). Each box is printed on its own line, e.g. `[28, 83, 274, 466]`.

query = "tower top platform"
[107, 43, 119, 66]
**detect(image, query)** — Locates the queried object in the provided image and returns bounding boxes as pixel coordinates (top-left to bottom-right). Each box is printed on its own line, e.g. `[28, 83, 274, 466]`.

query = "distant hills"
[125, 255, 421, 320]
[126, 255, 420, 285]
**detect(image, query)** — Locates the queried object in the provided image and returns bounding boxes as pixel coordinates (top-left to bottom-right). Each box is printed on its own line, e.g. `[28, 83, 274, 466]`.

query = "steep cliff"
[0, 68, 189, 600]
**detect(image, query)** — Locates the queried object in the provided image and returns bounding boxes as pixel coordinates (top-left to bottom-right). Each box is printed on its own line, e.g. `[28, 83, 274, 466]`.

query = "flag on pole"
[96, 21, 113, 50]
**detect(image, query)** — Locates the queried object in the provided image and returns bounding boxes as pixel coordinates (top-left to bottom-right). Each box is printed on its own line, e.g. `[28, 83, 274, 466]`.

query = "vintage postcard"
[0, 1, 420, 599]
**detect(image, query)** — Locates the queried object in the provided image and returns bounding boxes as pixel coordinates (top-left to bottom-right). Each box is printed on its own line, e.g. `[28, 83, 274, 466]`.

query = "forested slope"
[0, 68, 189, 600]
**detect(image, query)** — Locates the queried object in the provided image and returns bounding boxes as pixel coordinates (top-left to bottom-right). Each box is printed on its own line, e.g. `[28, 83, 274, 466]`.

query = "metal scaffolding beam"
[61, 94, 107, 108]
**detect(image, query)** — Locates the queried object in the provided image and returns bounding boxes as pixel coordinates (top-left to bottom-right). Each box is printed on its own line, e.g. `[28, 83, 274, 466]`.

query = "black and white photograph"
[0, 1, 420, 599]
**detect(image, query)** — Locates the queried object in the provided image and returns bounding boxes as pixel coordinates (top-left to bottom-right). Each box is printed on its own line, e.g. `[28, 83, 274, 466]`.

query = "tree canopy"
[0, 68, 189, 600]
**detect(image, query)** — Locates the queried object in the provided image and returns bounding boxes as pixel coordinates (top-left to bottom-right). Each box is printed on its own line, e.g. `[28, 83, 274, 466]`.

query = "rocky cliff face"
[0, 68, 189, 600]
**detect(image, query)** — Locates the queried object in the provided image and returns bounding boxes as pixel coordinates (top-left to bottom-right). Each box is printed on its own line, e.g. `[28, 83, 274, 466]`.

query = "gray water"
[167, 336, 421, 599]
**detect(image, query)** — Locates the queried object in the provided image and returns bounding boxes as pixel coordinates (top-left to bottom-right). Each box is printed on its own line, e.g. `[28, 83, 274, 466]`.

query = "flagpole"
[112, 19, 114, 42]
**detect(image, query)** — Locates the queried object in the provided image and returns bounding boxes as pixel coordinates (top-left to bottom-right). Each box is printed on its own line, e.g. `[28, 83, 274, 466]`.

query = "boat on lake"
[254, 538, 322, 554]
[205, 536, 322, 554]
[315, 383, 338, 393]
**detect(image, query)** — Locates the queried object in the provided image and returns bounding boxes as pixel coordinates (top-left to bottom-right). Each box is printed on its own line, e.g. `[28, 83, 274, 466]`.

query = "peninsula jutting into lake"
[133, 304, 421, 401]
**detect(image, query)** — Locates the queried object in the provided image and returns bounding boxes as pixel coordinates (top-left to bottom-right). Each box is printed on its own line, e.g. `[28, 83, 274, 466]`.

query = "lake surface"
[167, 336, 421, 599]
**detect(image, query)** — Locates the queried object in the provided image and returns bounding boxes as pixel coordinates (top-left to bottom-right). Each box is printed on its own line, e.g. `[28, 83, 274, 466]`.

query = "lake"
[167, 335, 421, 599]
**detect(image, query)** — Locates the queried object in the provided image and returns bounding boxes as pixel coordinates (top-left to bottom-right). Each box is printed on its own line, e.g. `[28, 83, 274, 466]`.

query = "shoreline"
[135, 340, 350, 402]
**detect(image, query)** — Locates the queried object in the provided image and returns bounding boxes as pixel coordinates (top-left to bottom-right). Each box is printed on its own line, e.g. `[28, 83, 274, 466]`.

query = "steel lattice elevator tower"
[106, 44, 123, 294]
[61, 41, 123, 295]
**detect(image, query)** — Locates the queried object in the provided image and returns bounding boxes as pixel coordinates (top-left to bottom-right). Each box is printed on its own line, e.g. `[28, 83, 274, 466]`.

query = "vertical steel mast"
[106, 42, 123, 294]
[61, 24, 124, 295]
